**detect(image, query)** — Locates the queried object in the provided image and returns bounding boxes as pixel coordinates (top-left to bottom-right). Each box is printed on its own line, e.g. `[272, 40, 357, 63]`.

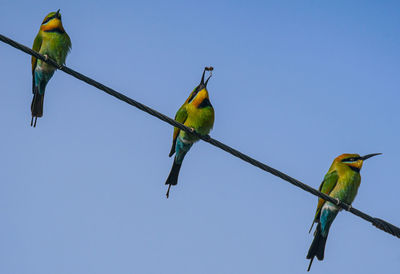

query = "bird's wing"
[31, 33, 42, 73]
[31, 33, 42, 93]
[168, 105, 188, 157]
[66, 32, 72, 53]
[308, 170, 339, 232]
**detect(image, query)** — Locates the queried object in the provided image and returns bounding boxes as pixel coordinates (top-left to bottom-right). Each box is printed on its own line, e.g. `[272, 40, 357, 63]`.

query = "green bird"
[31, 9, 71, 127]
[306, 153, 381, 271]
[165, 67, 215, 198]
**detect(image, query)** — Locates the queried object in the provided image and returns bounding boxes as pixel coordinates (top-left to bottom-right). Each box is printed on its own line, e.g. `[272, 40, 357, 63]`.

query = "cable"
[1, 33, 399, 239]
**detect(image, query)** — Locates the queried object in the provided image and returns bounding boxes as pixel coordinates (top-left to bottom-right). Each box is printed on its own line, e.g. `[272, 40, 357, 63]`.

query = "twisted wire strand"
[1, 33, 399, 239]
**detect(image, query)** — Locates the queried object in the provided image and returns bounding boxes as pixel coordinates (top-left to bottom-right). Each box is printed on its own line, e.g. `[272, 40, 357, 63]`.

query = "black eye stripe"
[42, 14, 60, 25]
[188, 85, 202, 103]
[342, 157, 360, 162]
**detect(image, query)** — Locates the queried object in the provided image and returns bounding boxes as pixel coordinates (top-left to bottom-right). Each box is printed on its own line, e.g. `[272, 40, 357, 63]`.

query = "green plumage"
[165, 68, 215, 198]
[31, 10, 71, 127]
[307, 153, 380, 271]
[32, 31, 71, 71]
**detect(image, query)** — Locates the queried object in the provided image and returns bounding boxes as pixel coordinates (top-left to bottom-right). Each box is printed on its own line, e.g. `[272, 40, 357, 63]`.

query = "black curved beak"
[205, 74, 212, 87]
[55, 9, 60, 18]
[200, 68, 206, 86]
[200, 66, 213, 87]
[360, 153, 382, 161]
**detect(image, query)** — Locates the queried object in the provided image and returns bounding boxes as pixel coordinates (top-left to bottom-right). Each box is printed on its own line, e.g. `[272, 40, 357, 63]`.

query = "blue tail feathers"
[165, 137, 193, 198]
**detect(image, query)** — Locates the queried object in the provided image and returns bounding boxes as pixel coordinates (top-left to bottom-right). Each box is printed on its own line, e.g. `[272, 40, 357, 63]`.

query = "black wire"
[1, 33, 399, 239]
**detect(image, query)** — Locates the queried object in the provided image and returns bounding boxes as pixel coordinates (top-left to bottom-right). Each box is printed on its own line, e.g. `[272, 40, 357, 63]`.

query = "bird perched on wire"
[31, 9, 71, 127]
[165, 67, 215, 198]
[306, 153, 381, 271]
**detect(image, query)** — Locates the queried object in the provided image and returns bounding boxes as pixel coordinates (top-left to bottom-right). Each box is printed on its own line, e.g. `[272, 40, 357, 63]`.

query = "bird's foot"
[43, 54, 62, 69]
[334, 197, 340, 206]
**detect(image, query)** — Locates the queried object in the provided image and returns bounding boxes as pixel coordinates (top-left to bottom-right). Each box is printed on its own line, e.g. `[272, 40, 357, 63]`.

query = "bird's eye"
[342, 157, 356, 162]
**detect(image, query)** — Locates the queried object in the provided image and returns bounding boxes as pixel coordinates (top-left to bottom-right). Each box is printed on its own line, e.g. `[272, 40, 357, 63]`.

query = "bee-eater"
[306, 153, 381, 271]
[165, 67, 215, 198]
[31, 9, 71, 127]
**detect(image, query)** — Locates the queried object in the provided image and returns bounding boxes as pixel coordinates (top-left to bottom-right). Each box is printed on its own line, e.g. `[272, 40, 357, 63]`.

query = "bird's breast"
[38, 32, 70, 65]
[331, 173, 361, 204]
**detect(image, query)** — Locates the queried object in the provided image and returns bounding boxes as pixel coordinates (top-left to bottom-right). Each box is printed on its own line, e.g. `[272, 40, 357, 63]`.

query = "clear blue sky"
[1, 1, 399, 273]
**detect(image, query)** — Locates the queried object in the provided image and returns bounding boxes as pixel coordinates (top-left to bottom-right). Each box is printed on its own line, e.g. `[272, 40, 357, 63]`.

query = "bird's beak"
[360, 153, 382, 161]
[200, 66, 213, 87]
[205, 74, 212, 87]
[55, 9, 60, 18]
[200, 68, 206, 86]
[205, 72, 213, 87]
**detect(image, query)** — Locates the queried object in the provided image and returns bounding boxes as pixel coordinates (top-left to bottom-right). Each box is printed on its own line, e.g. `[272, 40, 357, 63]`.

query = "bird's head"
[40, 10, 64, 32]
[185, 67, 213, 106]
[335, 153, 381, 172]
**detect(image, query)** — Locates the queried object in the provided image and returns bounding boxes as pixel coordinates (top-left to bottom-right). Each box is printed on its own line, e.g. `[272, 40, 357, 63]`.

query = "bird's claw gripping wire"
[332, 198, 351, 211]
[43, 54, 63, 70]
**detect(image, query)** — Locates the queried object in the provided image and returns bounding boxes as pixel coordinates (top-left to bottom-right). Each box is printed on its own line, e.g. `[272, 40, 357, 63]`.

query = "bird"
[31, 9, 71, 127]
[306, 153, 381, 271]
[165, 67, 215, 198]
